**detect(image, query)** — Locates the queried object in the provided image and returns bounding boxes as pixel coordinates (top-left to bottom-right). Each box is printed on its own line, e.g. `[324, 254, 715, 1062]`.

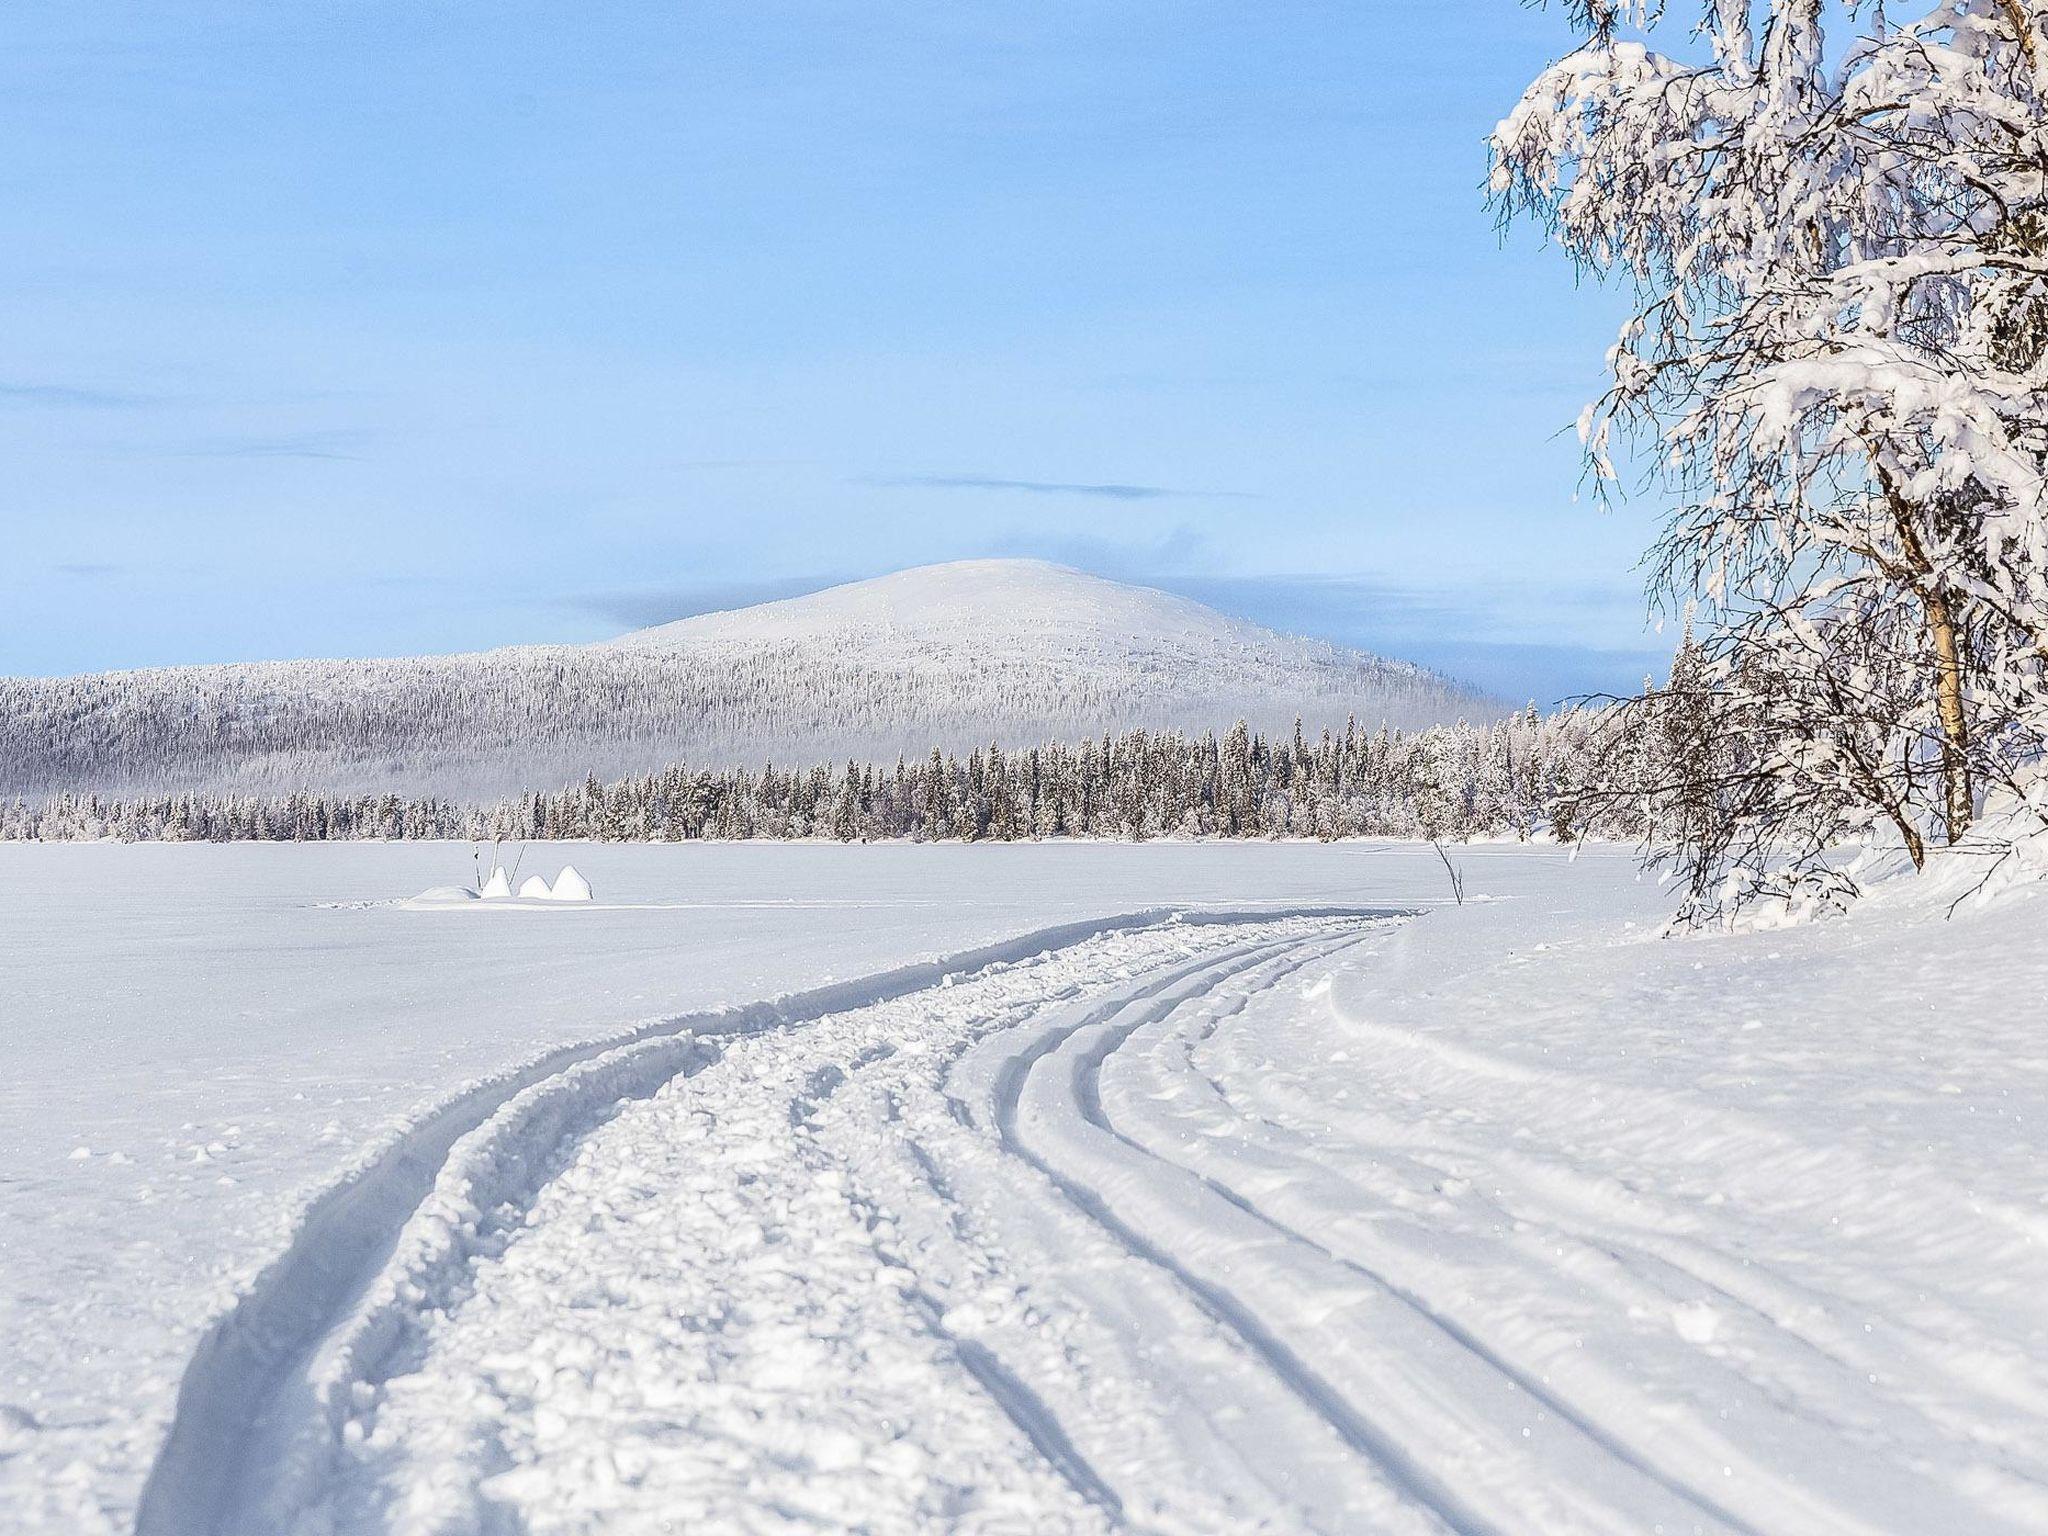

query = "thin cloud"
[1155, 571, 1645, 642]
[54, 561, 125, 578]
[1384, 638, 1675, 710]
[863, 474, 1257, 502]
[0, 381, 157, 409]
[167, 429, 371, 461]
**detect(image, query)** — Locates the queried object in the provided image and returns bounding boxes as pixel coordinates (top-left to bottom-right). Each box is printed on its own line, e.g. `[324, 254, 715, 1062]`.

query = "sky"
[0, 2, 1676, 705]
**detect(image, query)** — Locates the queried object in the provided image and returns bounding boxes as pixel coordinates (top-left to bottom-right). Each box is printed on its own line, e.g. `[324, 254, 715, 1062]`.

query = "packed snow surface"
[0, 560, 1495, 800]
[2, 840, 2044, 1534]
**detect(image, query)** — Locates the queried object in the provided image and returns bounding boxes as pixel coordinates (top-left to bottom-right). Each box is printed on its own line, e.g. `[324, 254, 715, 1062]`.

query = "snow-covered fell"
[613, 559, 1301, 657]
[0, 560, 1496, 801]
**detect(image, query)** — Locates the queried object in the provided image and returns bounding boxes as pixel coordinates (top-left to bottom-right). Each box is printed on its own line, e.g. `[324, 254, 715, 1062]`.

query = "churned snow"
[2, 839, 2044, 1534]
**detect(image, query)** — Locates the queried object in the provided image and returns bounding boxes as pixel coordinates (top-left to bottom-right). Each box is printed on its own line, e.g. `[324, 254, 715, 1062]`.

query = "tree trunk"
[1994, 0, 2042, 75]
[1884, 487, 1975, 845]
[1922, 584, 1975, 844]
[1891, 805, 1928, 871]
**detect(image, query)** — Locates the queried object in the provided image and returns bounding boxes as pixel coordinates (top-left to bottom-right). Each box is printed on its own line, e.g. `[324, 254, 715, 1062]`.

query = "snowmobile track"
[977, 929, 1518, 1536]
[135, 905, 1398, 1536]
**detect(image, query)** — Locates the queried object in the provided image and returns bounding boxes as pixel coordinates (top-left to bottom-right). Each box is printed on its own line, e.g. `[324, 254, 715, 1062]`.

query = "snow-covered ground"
[3, 840, 2044, 1534]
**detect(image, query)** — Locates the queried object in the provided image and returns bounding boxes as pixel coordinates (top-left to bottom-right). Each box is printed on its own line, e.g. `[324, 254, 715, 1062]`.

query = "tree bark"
[1921, 583, 1975, 844]
[1994, 0, 2042, 74]
[1894, 808, 1928, 871]
[1887, 494, 1975, 845]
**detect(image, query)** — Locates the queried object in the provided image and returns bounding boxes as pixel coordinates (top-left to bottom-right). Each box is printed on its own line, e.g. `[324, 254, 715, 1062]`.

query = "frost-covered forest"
[3, 710, 1635, 845]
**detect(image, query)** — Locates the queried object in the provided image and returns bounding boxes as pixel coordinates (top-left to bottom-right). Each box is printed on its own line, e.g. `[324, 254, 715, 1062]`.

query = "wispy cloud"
[167, 428, 371, 461]
[1156, 572, 1647, 642]
[54, 561, 125, 578]
[1400, 639, 1673, 708]
[0, 381, 157, 409]
[863, 474, 1257, 502]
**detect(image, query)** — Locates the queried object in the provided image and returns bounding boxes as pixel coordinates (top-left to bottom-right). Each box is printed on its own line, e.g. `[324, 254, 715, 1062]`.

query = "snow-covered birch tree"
[1493, 0, 2048, 918]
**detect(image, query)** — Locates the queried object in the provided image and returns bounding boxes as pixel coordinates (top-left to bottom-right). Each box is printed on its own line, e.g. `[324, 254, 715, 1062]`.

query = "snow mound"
[479, 866, 512, 900]
[547, 866, 592, 902]
[402, 885, 481, 908]
[517, 875, 553, 900]
[1879, 794, 2048, 916]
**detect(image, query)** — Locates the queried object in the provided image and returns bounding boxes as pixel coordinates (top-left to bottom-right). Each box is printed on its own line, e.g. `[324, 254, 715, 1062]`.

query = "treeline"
[1, 712, 1627, 845]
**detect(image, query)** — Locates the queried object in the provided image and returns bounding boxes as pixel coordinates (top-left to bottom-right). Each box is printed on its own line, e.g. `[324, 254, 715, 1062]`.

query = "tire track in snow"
[781, 1003, 1136, 1525]
[322, 915, 1377, 1534]
[984, 917, 1893, 1533]
[138, 906, 1395, 1536]
[825, 926, 1332, 1526]
[929, 933, 1458, 1531]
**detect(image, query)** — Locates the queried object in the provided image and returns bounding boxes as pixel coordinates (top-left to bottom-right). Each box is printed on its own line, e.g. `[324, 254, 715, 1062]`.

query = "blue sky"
[0, 2, 1673, 705]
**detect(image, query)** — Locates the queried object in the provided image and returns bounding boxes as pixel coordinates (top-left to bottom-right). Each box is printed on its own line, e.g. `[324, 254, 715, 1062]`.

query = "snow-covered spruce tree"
[1493, 0, 2048, 918]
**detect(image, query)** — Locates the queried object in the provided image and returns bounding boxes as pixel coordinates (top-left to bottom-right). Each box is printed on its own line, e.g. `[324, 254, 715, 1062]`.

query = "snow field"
[176, 884, 2048, 1536]
[141, 909, 1332, 1536]
[6, 840, 2043, 1534]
